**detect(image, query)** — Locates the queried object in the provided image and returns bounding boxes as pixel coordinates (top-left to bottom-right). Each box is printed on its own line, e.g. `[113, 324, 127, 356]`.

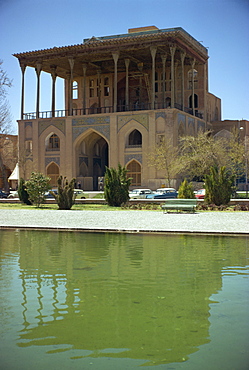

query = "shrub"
[104, 164, 131, 207]
[178, 179, 195, 199]
[25, 172, 51, 207]
[18, 177, 32, 205]
[204, 166, 235, 206]
[53, 176, 76, 210]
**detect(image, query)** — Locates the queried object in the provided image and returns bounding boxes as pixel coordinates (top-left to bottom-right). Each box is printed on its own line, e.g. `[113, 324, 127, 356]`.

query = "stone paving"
[0, 208, 248, 235]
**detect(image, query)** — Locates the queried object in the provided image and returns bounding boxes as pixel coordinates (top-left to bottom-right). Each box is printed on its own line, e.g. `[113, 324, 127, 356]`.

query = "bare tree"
[147, 136, 181, 187]
[0, 60, 14, 190]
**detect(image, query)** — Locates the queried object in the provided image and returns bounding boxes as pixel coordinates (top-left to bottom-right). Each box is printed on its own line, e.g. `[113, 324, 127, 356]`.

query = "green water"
[0, 230, 248, 370]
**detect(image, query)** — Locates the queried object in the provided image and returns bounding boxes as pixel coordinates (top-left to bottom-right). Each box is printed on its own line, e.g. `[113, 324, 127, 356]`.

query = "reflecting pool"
[0, 230, 248, 369]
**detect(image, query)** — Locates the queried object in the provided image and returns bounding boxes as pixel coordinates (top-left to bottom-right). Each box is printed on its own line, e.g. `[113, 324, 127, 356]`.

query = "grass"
[0, 202, 123, 211]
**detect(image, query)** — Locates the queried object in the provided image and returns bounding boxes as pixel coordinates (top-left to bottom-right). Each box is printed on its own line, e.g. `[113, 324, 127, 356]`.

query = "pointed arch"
[126, 160, 141, 186]
[79, 161, 88, 177]
[189, 94, 198, 109]
[74, 129, 109, 190]
[72, 80, 78, 99]
[45, 133, 60, 151]
[128, 129, 142, 146]
[46, 162, 59, 186]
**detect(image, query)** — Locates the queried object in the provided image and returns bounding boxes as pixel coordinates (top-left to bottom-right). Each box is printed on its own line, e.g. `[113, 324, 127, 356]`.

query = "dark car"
[146, 188, 178, 199]
[0, 190, 8, 198]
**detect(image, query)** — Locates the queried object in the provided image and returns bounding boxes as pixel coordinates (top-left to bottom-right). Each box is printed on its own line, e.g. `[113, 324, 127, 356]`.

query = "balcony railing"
[22, 102, 203, 120]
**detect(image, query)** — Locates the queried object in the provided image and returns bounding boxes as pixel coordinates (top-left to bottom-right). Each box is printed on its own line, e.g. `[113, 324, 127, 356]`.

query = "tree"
[178, 179, 195, 199]
[179, 130, 225, 180]
[53, 176, 76, 210]
[25, 172, 51, 207]
[204, 166, 235, 206]
[220, 127, 245, 186]
[104, 164, 131, 207]
[179, 129, 245, 183]
[147, 136, 181, 187]
[0, 60, 14, 191]
[18, 177, 32, 205]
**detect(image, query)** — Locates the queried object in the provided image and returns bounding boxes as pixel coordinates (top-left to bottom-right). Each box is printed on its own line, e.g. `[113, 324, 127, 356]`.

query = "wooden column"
[180, 51, 186, 110]
[203, 61, 207, 124]
[68, 57, 74, 116]
[150, 46, 157, 110]
[161, 54, 167, 108]
[19, 62, 26, 119]
[125, 58, 130, 110]
[51, 66, 57, 117]
[35, 62, 42, 119]
[112, 52, 119, 112]
[191, 58, 196, 115]
[170, 46, 176, 108]
[97, 69, 101, 110]
[82, 64, 87, 114]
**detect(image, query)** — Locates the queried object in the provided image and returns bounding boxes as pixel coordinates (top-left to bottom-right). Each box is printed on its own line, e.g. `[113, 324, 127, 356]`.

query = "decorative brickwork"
[39, 120, 65, 136]
[118, 114, 149, 132]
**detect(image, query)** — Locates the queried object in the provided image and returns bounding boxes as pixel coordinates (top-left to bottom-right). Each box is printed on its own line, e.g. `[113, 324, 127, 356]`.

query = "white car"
[129, 189, 154, 199]
[7, 191, 19, 199]
[74, 189, 86, 199]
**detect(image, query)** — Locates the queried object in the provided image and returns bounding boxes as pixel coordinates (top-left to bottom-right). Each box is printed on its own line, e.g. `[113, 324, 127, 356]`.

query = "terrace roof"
[13, 26, 208, 79]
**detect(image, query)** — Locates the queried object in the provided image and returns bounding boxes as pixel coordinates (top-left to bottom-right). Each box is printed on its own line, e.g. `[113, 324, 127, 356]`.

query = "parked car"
[146, 188, 178, 199]
[7, 191, 19, 199]
[129, 188, 154, 199]
[74, 189, 86, 199]
[0, 190, 8, 198]
[45, 190, 58, 199]
[195, 189, 205, 199]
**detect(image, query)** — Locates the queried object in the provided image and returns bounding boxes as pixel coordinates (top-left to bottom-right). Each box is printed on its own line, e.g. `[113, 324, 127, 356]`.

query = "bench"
[161, 198, 197, 213]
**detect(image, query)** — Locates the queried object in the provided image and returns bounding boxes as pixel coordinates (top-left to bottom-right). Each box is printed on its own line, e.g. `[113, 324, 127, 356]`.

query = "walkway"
[0, 209, 248, 235]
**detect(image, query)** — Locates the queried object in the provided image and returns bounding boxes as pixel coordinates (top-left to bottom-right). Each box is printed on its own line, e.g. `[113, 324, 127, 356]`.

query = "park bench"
[161, 198, 197, 213]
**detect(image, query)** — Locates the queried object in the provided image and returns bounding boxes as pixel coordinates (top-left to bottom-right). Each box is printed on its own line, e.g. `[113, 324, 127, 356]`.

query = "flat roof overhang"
[13, 27, 208, 79]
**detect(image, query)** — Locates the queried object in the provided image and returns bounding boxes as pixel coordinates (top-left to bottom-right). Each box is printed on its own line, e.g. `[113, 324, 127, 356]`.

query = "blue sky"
[1, 0, 249, 134]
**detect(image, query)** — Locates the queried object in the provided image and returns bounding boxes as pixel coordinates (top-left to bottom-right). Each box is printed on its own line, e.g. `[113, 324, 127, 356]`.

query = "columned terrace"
[23, 102, 203, 120]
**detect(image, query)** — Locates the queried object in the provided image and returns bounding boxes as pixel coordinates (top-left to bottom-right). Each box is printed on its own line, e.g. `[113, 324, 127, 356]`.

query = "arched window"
[189, 94, 198, 109]
[127, 160, 141, 186]
[73, 80, 78, 99]
[47, 162, 59, 187]
[188, 69, 198, 89]
[46, 133, 60, 151]
[104, 77, 110, 96]
[128, 130, 142, 146]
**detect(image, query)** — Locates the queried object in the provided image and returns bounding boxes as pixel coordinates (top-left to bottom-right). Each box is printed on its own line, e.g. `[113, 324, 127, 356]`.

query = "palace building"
[14, 26, 239, 190]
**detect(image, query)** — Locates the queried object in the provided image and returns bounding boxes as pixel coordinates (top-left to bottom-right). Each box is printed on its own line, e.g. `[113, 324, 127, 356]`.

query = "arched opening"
[76, 131, 108, 190]
[189, 94, 198, 109]
[79, 161, 88, 177]
[128, 129, 142, 146]
[45, 133, 60, 151]
[47, 162, 59, 187]
[72, 80, 78, 99]
[127, 160, 141, 186]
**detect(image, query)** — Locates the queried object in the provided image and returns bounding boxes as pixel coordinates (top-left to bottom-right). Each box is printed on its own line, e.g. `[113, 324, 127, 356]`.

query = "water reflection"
[0, 230, 248, 367]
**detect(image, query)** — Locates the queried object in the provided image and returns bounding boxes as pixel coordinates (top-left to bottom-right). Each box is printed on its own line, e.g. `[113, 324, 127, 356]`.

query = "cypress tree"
[178, 179, 195, 199]
[204, 166, 235, 206]
[104, 164, 131, 206]
[53, 176, 76, 210]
